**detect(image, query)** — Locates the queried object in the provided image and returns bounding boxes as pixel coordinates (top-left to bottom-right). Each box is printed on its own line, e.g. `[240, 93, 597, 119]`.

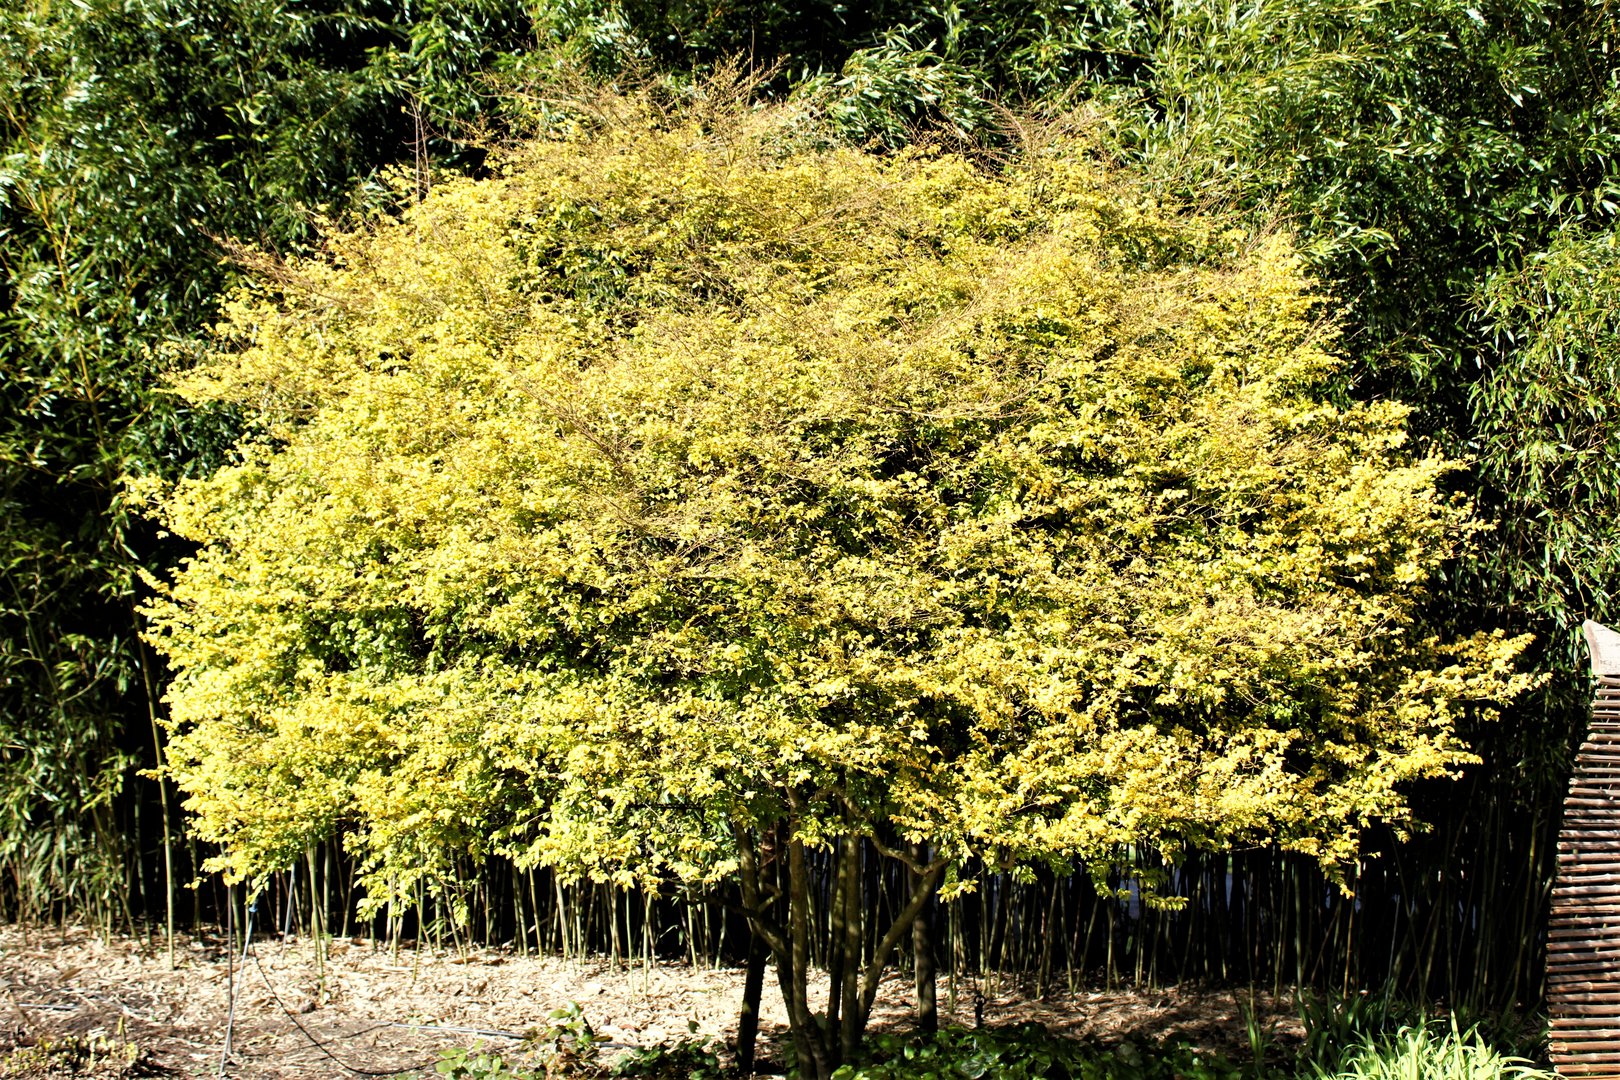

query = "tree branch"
[867, 832, 937, 876]
[732, 820, 789, 959]
[859, 858, 946, 1022]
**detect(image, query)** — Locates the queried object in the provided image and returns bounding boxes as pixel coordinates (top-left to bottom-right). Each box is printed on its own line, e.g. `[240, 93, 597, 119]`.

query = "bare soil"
[0, 926, 1299, 1078]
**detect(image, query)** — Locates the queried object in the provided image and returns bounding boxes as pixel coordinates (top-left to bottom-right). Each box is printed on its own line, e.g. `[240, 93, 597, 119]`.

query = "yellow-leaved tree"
[141, 93, 1532, 1076]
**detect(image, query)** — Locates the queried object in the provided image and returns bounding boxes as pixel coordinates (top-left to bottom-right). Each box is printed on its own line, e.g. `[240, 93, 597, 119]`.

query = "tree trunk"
[827, 837, 847, 1040]
[786, 836, 835, 1080]
[912, 843, 937, 1035]
[837, 835, 863, 1063]
[737, 930, 768, 1074]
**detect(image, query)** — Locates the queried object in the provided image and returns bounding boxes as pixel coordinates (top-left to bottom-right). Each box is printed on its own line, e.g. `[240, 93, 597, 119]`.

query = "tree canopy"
[140, 94, 1532, 1072]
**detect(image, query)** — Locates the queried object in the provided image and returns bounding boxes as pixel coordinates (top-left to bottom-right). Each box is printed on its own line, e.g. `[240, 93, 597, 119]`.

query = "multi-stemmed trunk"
[734, 808, 945, 1080]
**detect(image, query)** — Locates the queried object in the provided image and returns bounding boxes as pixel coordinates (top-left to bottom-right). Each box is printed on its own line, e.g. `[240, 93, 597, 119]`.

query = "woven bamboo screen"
[1549, 620, 1620, 1075]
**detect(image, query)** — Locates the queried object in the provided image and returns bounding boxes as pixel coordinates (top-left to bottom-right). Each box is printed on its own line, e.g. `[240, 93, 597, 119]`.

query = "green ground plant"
[830, 1026, 1239, 1080]
[433, 1009, 1557, 1080]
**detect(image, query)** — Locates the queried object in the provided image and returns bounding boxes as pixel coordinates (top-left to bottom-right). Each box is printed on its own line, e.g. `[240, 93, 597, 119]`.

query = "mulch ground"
[0, 925, 1299, 1078]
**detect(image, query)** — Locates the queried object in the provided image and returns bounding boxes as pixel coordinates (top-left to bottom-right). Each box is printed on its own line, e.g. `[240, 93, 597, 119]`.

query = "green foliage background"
[2, 0, 1617, 1009]
[0, 0, 544, 921]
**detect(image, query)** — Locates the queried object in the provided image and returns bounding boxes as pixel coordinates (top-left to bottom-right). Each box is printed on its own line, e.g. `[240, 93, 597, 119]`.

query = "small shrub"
[611, 1031, 731, 1079]
[436, 1045, 531, 1080]
[0, 1034, 164, 1078]
[436, 1002, 607, 1080]
[1294, 990, 1425, 1072]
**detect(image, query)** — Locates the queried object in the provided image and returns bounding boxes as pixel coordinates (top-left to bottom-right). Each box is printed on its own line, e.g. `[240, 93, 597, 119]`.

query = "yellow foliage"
[140, 95, 1533, 906]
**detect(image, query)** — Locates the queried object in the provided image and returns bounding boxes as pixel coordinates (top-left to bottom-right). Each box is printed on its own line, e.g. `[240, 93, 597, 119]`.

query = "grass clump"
[1307, 1022, 1555, 1080]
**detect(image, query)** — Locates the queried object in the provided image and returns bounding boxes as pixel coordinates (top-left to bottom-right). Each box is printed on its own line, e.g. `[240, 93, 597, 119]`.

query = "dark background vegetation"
[2, 0, 1617, 1015]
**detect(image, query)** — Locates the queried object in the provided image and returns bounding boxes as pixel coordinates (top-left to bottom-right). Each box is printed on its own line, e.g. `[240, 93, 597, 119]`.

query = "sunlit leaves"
[142, 95, 1531, 909]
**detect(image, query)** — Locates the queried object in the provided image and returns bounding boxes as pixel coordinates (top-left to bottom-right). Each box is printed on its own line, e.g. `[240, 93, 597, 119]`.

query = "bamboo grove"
[2, 0, 1617, 1032]
[104, 822, 1556, 1012]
